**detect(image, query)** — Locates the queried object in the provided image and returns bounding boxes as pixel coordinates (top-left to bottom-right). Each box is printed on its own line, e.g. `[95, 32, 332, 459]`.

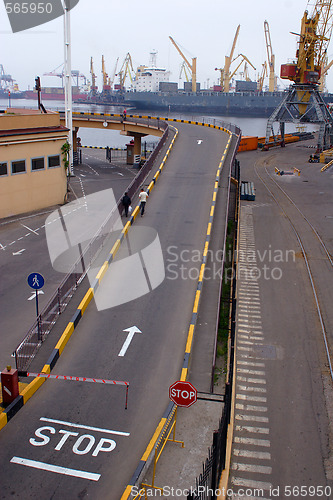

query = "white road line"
[21, 224, 39, 235]
[232, 463, 272, 474]
[235, 425, 269, 434]
[238, 361, 265, 367]
[236, 394, 267, 403]
[238, 386, 267, 393]
[237, 369, 266, 376]
[236, 404, 268, 412]
[234, 437, 270, 447]
[236, 414, 269, 423]
[234, 449, 271, 460]
[232, 477, 272, 490]
[10, 457, 100, 481]
[237, 377, 267, 384]
[239, 335, 264, 341]
[40, 417, 130, 436]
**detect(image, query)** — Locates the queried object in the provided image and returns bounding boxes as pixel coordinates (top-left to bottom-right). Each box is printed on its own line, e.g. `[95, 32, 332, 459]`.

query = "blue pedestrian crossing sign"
[27, 272, 45, 290]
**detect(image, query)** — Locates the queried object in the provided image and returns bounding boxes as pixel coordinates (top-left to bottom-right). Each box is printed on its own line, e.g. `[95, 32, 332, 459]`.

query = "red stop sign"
[169, 381, 197, 407]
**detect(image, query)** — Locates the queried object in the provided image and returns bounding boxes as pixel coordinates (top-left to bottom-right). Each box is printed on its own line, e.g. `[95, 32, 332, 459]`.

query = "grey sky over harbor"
[1, 0, 333, 93]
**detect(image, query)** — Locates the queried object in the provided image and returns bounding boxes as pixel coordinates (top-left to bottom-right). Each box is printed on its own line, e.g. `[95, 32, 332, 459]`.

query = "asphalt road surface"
[0, 123, 230, 499]
[0, 149, 136, 370]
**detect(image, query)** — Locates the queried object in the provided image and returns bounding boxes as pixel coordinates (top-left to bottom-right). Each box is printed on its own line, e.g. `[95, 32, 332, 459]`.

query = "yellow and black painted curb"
[0, 124, 178, 432]
[121, 130, 233, 499]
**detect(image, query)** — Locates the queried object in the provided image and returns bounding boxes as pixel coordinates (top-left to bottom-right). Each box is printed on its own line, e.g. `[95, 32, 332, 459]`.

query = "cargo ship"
[117, 89, 333, 118]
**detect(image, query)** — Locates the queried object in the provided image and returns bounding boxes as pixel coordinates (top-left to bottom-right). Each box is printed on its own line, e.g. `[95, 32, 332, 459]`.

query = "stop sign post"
[169, 381, 197, 408]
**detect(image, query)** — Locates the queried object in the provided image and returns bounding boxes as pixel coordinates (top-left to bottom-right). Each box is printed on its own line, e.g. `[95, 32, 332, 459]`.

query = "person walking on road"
[139, 188, 148, 217]
[122, 191, 131, 217]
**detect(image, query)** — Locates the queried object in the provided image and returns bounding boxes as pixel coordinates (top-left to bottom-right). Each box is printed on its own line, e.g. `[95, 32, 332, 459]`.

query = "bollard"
[1, 365, 19, 406]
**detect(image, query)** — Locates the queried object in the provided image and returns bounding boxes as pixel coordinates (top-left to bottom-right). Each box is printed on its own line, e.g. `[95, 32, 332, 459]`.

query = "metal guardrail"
[12, 118, 170, 372]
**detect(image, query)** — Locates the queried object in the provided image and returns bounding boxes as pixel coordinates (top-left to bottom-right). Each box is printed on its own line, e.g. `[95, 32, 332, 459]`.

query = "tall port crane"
[264, 0, 333, 152]
[117, 53, 134, 91]
[169, 36, 197, 92]
[223, 25, 240, 92]
[101, 55, 111, 95]
[257, 62, 267, 92]
[264, 20, 276, 92]
[90, 57, 98, 95]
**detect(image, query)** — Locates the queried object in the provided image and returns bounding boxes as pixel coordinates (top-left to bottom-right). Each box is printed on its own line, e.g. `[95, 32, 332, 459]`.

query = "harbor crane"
[264, 20, 276, 92]
[257, 62, 268, 92]
[264, 0, 333, 152]
[90, 57, 98, 95]
[117, 53, 135, 91]
[169, 36, 197, 92]
[223, 25, 240, 92]
[179, 60, 190, 83]
[101, 55, 111, 95]
[43, 64, 87, 87]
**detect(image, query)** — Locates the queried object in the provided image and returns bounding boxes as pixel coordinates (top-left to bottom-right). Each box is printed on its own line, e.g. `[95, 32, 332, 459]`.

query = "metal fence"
[13, 119, 170, 372]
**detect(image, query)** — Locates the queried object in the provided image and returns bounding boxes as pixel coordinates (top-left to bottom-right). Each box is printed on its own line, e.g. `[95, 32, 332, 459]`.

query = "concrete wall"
[0, 109, 68, 219]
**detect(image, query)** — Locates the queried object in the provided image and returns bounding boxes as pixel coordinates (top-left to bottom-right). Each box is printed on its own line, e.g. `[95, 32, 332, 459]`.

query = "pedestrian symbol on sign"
[27, 273, 45, 290]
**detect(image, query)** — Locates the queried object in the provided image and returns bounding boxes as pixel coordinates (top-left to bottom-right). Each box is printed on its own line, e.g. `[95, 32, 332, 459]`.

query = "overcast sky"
[1, 0, 333, 92]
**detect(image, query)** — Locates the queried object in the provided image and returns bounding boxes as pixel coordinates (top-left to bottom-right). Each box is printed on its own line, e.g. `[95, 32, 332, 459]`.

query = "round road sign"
[169, 380, 197, 407]
[27, 272, 45, 290]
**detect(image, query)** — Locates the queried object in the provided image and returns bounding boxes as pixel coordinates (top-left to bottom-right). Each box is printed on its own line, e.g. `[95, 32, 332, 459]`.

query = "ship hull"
[119, 90, 333, 118]
[24, 90, 89, 101]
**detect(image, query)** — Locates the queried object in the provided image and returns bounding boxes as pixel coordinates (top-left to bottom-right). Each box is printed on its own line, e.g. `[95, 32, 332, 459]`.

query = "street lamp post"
[63, 1, 73, 175]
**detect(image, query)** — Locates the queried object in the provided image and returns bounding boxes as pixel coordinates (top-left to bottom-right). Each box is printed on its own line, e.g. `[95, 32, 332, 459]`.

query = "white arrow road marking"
[12, 249, 25, 256]
[28, 290, 44, 301]
[118, 326, 142, 357]
[197, 140, 203, 144]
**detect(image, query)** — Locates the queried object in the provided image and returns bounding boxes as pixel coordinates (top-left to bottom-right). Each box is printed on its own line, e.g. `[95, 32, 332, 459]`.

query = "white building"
[135, 51, 170, 92]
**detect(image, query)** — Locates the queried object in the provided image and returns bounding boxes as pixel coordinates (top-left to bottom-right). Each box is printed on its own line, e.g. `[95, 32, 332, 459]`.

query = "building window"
[31, 157, 45, 171]
[0, 162, 7, 176]
[48, 155, 61, 168]
[11, 160, 26, 174]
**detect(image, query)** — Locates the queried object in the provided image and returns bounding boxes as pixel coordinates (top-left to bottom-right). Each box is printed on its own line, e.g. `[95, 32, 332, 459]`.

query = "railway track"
[254, 154, 333, 380]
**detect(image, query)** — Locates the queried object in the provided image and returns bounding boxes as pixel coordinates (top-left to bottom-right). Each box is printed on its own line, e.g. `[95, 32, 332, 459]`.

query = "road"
[0, 122, 231, 499]
[0, 148, 136, 370]
[228, 144, 333, 499]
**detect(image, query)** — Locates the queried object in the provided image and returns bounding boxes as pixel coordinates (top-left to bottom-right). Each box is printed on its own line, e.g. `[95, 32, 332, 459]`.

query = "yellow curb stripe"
[22, 376, 46, 404]
[180, 368, 187, 381]
[122, 221, 131, 236]
[55, 322, 75, 354]
[199, 263, 206, 282]
[96, 261, 109, 283]
[41, 364, 51, 374]
[132, 205, 140, 220]
[0, 412, 7, 431]
[148, 181, 154, 192]
[207, 222, 212, 236]
[193, 290, 201, 313]
[203, 241, 209, 257]
[185, 324, 195, 353]
[141, 417, 167, 461]
[110, 239, 121, 256]
[210, 206, 215, 217]
[79, 288, 94, 315]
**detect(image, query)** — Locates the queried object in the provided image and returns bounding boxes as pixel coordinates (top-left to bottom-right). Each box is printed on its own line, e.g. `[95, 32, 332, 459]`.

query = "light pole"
[63, 1, 73, 175]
